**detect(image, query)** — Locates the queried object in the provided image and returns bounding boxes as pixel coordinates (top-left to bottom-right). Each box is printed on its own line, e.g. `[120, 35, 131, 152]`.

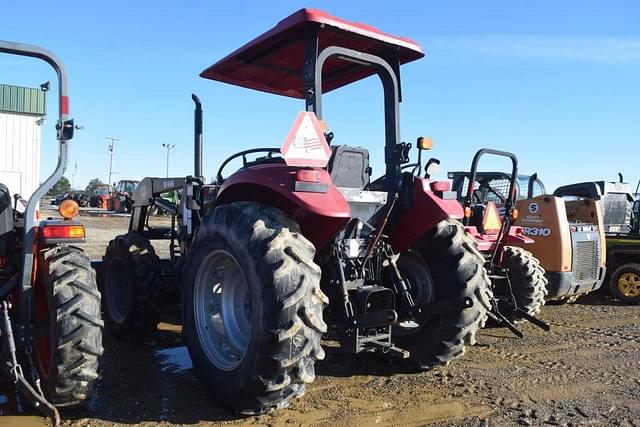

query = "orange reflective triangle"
[482, 202, 502, 234]
[280, 111, 331, 168]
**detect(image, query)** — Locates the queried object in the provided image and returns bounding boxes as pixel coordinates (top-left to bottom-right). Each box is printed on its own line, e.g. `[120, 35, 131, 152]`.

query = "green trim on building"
[0, 84, 46, 116]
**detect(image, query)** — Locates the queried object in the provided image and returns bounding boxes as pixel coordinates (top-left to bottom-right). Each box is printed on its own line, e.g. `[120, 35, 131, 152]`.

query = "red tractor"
[449, 149, 549, 336]
[107, 179, 138, 213]
[100, 9, 491, 414]
[88, 184, 111, 209]
[0, 41, 102, 425]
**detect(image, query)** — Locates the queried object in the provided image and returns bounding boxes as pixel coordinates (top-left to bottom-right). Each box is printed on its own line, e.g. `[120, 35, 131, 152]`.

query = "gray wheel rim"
[194, 249, 251, 371]
[395, 254, 433, 337]
[105, 257, 132, 324]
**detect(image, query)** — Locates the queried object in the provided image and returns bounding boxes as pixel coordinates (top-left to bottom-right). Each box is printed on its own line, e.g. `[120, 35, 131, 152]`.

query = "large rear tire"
[400, 219, 492, 368]
[495, 246, 548, 322]
[182, 202, 327, 415]
[100, 233, 161, 342]
[34, 245, 103, 407]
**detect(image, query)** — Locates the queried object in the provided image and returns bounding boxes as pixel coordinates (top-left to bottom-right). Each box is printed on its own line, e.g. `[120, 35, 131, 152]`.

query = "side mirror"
[424, 158, 441, 179]
[417, 136, 433, 151]
[56, 118, 75, 141]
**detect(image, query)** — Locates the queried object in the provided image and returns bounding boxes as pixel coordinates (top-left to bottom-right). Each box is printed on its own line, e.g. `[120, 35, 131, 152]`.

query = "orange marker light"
[464, 206, 472, 218]
[417, 136, 433, 150]
[512, 208, 519, 219]
[58, 199, 80, 219]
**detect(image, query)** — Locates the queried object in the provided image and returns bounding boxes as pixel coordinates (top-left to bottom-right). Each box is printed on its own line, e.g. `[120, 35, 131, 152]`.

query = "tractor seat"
[327, 145, 371, 190]
[467, 203, 486, 227]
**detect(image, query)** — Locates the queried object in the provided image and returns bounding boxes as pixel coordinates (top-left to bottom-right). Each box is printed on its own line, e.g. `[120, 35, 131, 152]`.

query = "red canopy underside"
[200, 8, 425, 98]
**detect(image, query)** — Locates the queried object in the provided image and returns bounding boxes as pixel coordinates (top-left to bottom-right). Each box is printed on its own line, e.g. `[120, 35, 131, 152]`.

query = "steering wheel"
[216, 148, 282, 183]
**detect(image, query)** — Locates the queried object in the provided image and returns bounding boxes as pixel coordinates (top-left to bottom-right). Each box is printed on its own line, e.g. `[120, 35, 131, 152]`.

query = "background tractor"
[555, 177, 639, 304]
[88, 184, 111, 208]
[99, 9, 491, 415]
[0, 41, 103, 425]
[107, 179, 138, 213]
[449, 149, 549, 337]
[451, 170, 607, 304]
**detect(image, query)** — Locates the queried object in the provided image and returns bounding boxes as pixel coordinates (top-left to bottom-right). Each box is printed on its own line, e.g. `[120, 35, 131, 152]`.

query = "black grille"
[574, 240, 599, 281]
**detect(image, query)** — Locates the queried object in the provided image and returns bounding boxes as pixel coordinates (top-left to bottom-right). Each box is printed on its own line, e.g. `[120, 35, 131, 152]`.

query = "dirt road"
[2, 209, 639, 426]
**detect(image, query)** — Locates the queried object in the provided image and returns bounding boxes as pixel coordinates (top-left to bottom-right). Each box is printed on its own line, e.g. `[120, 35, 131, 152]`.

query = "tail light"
[294, 168, 328, 193]
[296, 169, 321, 183]
[40, 224, 86, 243]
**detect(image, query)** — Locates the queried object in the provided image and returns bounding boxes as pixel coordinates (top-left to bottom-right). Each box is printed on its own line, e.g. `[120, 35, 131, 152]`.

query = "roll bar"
[303, 42, 402, 197]
[0, 40, 75, 326]
[463, 148, 519, 216]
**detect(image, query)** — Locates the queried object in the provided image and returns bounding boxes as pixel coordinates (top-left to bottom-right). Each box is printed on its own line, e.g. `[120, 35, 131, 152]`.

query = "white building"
[0, 84, 45, 200]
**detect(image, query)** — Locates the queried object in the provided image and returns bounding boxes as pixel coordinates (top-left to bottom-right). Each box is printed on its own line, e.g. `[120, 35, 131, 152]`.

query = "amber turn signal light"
[512, 209, 519, 219]
[464, 206, 472, 218]
[417, 136, 433, 150]
[58, 199, 80, 219]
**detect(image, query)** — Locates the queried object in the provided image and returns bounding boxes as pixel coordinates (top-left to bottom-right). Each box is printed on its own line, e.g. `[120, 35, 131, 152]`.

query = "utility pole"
[162, 143, 176, 177]
[105, 136, 120, 188]
[72, 162, 77, 189]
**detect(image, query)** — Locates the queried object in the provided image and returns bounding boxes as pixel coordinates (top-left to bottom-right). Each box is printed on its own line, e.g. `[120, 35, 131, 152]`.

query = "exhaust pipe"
[192, 94, 203, 180]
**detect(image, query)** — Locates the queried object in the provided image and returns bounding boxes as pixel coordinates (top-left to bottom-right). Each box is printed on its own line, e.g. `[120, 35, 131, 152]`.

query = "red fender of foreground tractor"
[216, 164, 350, 249]
[464, 225, 533, 252]
[390, 178, 464, 252]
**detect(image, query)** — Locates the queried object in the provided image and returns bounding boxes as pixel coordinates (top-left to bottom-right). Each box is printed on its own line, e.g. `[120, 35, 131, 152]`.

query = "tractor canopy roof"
[200, 8, 424, 98]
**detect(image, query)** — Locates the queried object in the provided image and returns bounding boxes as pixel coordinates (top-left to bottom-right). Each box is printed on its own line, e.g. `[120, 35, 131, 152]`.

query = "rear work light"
[40, 224, 86, 242]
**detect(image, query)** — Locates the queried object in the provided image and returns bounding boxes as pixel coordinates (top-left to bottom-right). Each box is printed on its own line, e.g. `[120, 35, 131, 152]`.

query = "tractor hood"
[200, 8, 424, 98]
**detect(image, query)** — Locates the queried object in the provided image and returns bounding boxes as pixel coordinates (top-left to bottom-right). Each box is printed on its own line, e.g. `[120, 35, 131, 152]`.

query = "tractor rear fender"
[216, 164, 350, 250]
[390, 178, 463, 252]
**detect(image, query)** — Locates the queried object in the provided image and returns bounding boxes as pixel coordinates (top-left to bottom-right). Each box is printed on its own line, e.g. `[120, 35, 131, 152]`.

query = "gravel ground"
[2, 207, 639, 426]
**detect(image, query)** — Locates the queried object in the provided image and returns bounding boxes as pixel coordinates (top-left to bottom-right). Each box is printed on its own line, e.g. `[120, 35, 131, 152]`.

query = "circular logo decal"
[528, 202, 540, 214]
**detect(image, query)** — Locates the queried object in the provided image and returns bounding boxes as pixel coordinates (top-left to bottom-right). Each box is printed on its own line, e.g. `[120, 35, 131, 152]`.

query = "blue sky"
[1, 0, 639, 191]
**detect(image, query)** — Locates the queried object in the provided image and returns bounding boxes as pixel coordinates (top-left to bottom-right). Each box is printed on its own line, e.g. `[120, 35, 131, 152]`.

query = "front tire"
[182, 202, 327, 415]
[401, 219, 492, 368]
[100, 233, 161, 342]
[610, 263, 640, 305]
[495, 246, 548, 322]
[34, 245, 103, 407]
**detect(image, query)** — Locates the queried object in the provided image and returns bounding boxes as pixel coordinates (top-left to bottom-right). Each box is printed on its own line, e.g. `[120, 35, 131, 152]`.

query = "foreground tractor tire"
[34, 245, 103, 407]
[495, 246, 548, 322]
[610, 263, 640, 305]
[182, 202, 327, 415]
[100, 233, 161, 342]
[402, 219, 492, 369]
